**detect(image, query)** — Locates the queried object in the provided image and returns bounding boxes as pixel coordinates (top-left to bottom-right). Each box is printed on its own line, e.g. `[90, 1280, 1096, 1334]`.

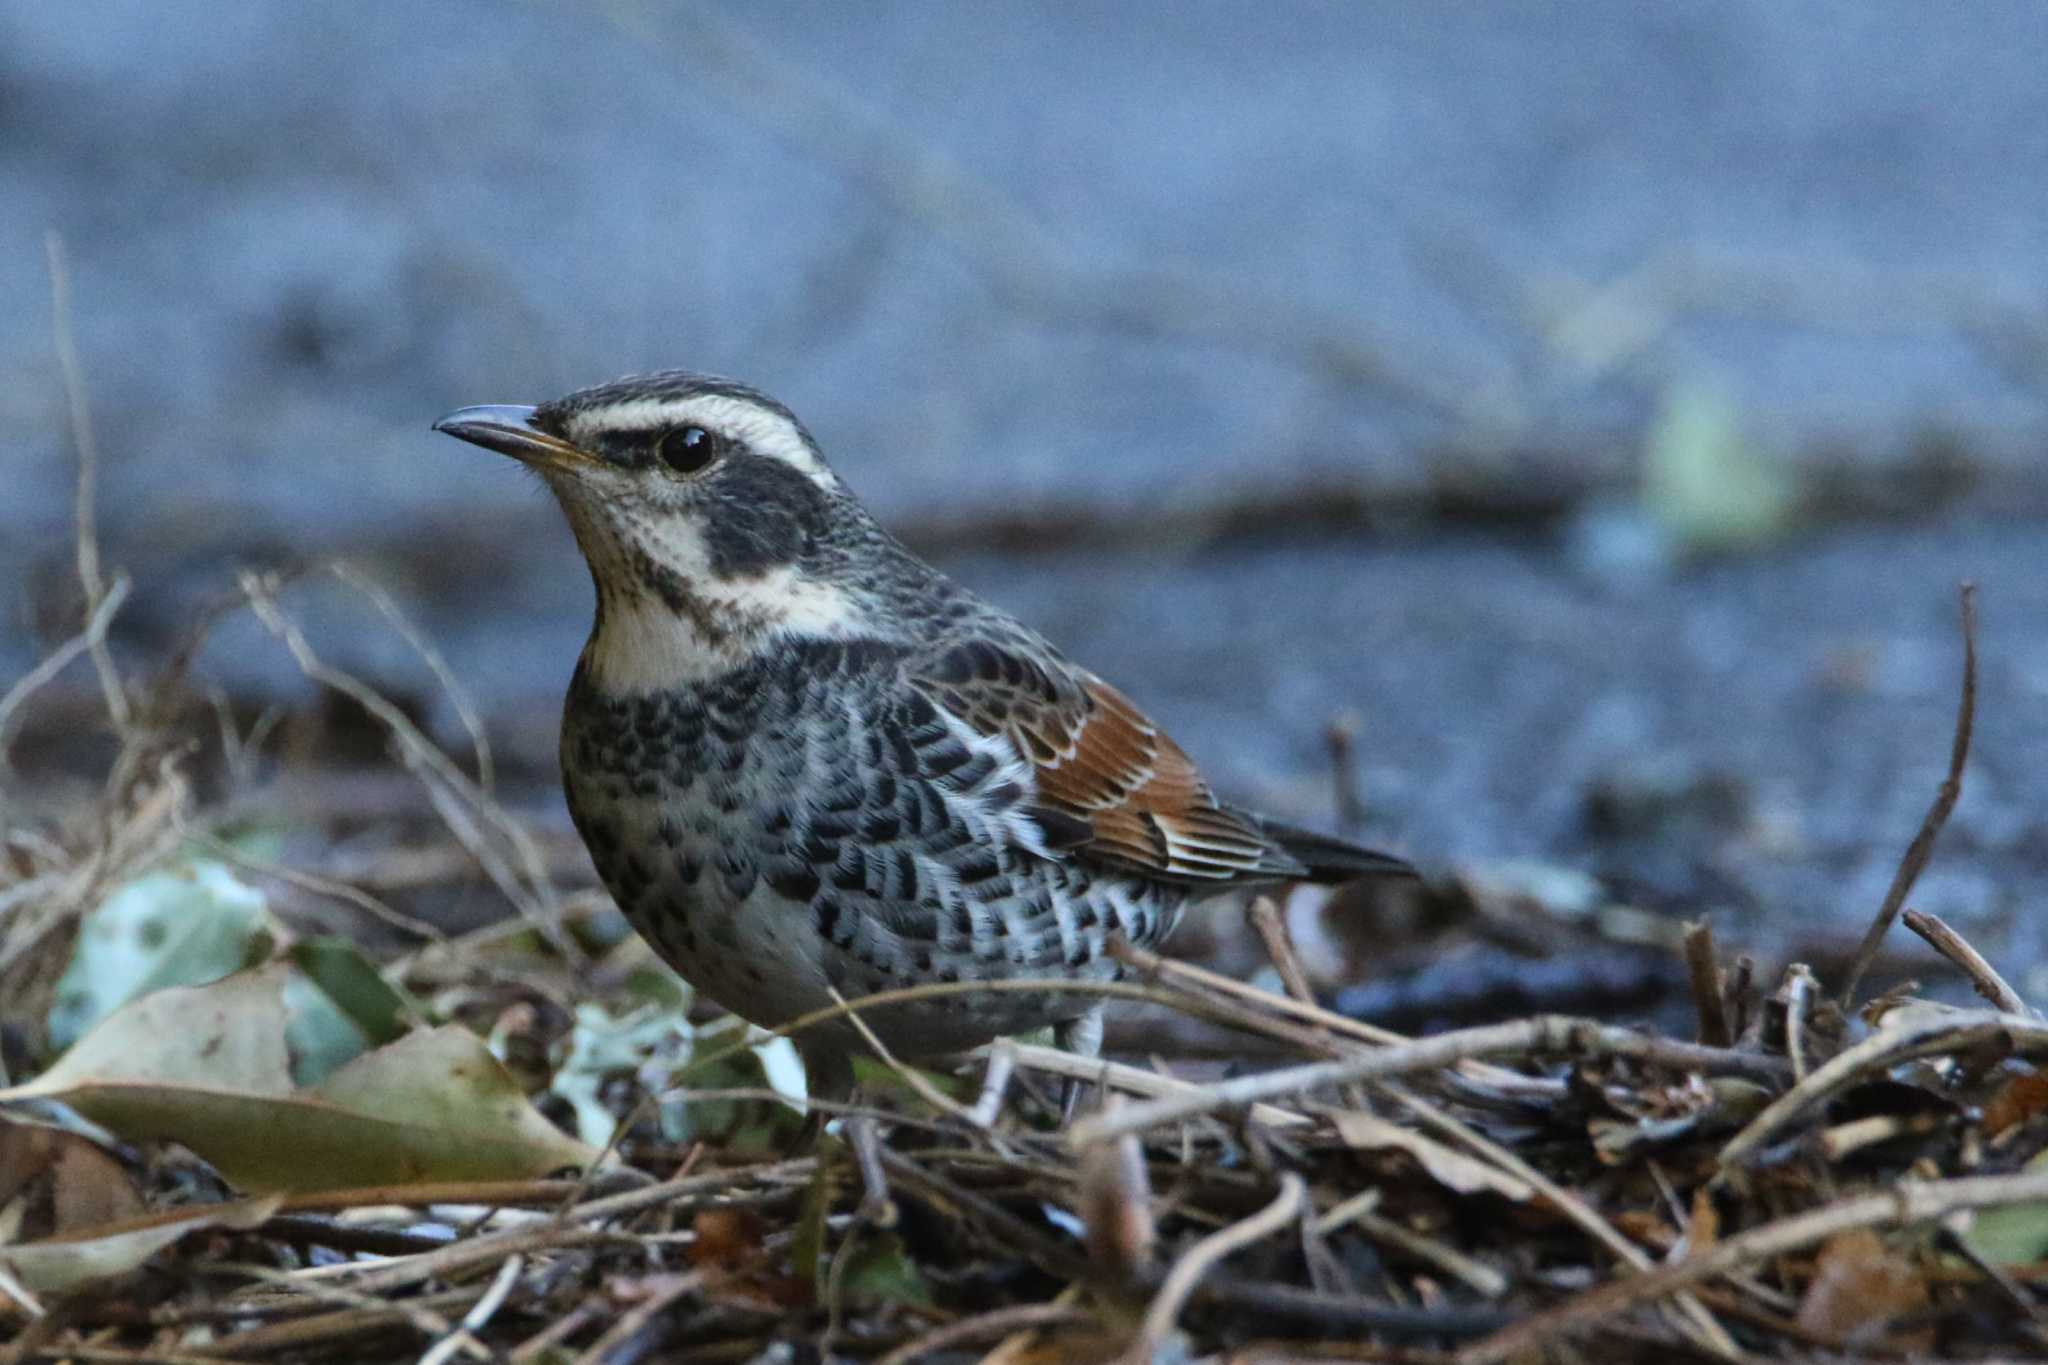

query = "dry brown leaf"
[0, 1115, 143, 1243]
[1330, 1110, 1534, 1201]
[689, 1207, 808, 1308]
[1689, 1184, 1720, 1251]
[1793, 1228, 1932, 1351]
[1611, 1208, 1676, 1254]
[690, 1207, 769, 1269]
[1983, 1069, 2048, 1138]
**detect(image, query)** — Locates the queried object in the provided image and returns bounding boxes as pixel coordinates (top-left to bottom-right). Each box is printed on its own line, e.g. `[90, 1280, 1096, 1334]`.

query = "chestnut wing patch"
[912, 638, 1293, 883]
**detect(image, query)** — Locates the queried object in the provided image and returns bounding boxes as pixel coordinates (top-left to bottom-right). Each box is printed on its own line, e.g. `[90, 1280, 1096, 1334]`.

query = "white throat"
[581, 564, 872, 692]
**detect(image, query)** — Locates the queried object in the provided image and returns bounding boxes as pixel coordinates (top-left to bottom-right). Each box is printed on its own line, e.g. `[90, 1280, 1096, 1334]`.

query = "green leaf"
[1641, 378, 1795, 553]
[838, 1230, 933, 1308]
[1965, 1150, 2048, 1265]
[281, 969, 376, 1088]
[290, 938, 415, 1045]
[47, 859, 273, 1048]
[283, 937, 420, 1086]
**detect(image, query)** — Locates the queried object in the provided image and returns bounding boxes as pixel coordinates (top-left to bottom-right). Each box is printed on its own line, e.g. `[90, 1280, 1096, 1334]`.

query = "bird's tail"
[1248, 813, 1418, 884]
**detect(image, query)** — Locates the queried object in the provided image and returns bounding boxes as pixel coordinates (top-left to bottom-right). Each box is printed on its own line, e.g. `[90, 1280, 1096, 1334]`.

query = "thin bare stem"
[1783, 963, 1816, 1083]
[995, 1040, 1310, 1130]
[875, 1303, 1096, 1365]
[414, 1253, 522, 1365]
[1074, 1015, 1791, 1148]
[1376, 1082, 1738, 1360]
[0, 576, 130, 764]
[568, 1271, 702, 1365]
[830, 983, 975, 1124]
[1721, 1008, 2048, 1171]
[1112, 939, 1411, 1047]
[238, 572, 569, 955]
[45, 230, 128, 731]
[1133, 1173, 1305, 1359]
[1458, 1168, 2048, 1364]
[1316, 1189, 1507, 1298]
[1248, 895, 1369, 1110]
[1904, 908, 2034, 1017]
[1682, 921, 1731, 1047]
[1839, 582, 1977, 1007]
[329, 563, 496, 797]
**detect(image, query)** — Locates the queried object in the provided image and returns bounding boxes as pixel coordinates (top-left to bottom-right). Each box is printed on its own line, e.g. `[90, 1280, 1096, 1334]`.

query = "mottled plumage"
[436, 372, 1413, 1104]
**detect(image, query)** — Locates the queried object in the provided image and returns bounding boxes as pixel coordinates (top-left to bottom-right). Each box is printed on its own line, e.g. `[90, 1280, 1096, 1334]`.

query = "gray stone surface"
[5, 1, 2047, 553]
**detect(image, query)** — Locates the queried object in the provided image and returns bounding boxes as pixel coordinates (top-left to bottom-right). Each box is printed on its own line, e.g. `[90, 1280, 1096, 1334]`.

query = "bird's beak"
[432, 404, 595, 471]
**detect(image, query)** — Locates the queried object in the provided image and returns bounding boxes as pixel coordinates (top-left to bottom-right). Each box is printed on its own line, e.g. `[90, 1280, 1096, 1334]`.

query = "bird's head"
[435, 371, 893, 688]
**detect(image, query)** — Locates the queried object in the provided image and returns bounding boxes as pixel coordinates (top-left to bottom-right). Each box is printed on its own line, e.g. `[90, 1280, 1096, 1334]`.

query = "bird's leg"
[787, 1044, 857, 1154]
[1053, 1007, 1105, 1126]
[799, 1044, 894, 1224]
[844, 1114, 898, 1228]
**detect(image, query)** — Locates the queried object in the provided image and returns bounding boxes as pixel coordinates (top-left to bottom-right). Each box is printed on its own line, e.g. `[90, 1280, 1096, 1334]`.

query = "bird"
[434, 371, 1414, 1113]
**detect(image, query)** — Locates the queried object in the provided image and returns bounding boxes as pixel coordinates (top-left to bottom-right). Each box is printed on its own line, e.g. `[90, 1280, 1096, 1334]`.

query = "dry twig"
[1458, 1167, 2048, 1364]
[1131, 1173, 1305, 1360]
[1838, 583, 1978, 1007]
[45, 231, 128, 732]
[1720, 1008, 2048, 1172]
[1074, 1014, 1791, 1147]
[1904, 908, 2034, 1017]
[1683, 920, 1731, 1047]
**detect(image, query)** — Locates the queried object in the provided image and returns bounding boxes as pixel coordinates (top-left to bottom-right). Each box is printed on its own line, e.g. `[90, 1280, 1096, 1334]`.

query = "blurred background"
[4, 2, 2046, 1023]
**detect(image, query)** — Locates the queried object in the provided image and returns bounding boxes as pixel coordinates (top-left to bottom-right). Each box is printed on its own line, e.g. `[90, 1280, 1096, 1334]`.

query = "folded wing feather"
[910, 639, 1303, 884]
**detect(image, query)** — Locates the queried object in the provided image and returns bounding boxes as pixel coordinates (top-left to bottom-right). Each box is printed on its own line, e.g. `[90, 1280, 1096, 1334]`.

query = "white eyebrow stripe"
[562, 394, 834, 488]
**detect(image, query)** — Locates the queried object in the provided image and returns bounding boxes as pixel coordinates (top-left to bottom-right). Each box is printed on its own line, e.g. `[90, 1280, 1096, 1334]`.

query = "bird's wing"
[909, 637, 1302, 883]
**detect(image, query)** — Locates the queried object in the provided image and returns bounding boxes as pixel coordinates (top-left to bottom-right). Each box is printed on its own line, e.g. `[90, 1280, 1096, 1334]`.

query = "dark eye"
[655, 425, 721, 475]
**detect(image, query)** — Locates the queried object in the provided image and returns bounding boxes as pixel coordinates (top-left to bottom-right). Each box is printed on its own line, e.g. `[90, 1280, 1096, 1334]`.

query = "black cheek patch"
[702, 454, 832, 578]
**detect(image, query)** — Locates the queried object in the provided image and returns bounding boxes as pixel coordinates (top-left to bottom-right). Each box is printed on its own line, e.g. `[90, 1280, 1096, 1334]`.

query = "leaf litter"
[5, 269, 2048, 1361]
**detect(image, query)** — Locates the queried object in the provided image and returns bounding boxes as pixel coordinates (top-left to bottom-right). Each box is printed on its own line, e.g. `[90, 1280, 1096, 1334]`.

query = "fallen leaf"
[1982, 1069, 2048, 1138]
[0, 965, 600, 1192]
[1641, 378, 1795, 553]
[1689, 1185, 1720, 1251]
[0, 1196, 279, 1297]
[1612, 1209, 1675, 1254]
[0, 1115, 143, 1243]
[837, 1229, 932, 1309]
[1965, 1147, 2048, 1265]
[1794, 1228, 1931, 1350]
[690, 1207, 769, 1270]
[285, 937, 421, 1085]
[47, 859, 273, 1049]
[300, 1026, 605, 1187]
[1330, 1111, 1533, 1201]
[685, 1206, 810, 1309]
[289, 939, 413, 1046]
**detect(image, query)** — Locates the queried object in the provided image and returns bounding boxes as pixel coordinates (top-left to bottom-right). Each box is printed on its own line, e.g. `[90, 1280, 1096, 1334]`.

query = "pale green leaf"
[1641, 379, 1795, 553]
[0, 1197, 279, 1297]
[48, 860, 272, 1048]
[2, 965, 599, 1193]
